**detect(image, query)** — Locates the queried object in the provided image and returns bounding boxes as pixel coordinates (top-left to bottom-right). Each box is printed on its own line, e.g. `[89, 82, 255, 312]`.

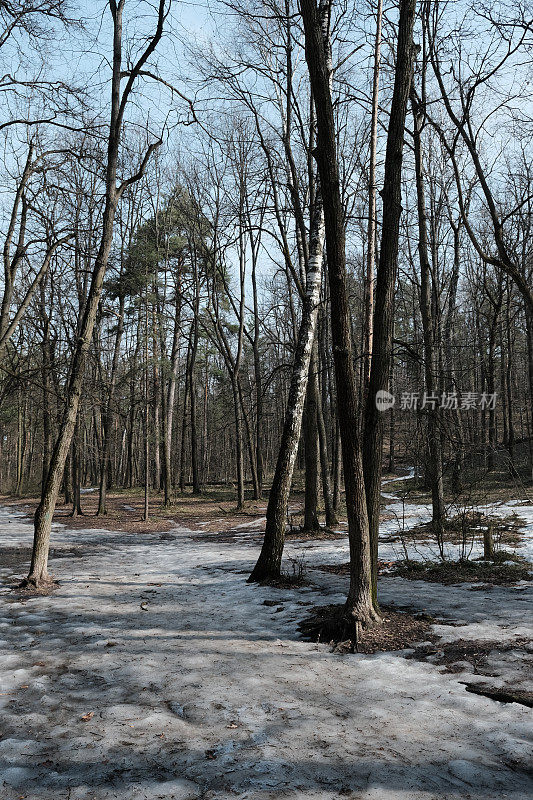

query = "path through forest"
[0, 486, 532, 799]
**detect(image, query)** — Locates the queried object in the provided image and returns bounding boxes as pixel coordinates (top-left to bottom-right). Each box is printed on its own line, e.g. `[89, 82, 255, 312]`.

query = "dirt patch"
[315, 556, 531, 585]
[0, 544, 92, 595]
[393, 557, 531, 585]
[406, 638, 533, 707]
[389, 512, 525, 548]
[0, 491, 270, 536]
[407, 637, 531, 673]
[463, 683, 533, 708]
[285, 528, 347, 541]
[315, 559, 400, 577]
[189, 528, 264, 543]
[298, 603, 434, 654]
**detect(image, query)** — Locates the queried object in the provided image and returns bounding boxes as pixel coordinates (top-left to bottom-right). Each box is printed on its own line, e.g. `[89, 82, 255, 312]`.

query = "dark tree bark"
[162, 282, 182, 505]
[301, 0, 380, 627]
[362, 0, 417, 601]
[303, 340, 321, 532]
[411, 89, 446, 550]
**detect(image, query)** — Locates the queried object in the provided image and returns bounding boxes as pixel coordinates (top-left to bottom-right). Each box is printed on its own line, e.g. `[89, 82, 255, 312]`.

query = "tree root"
[18, 574, 58, 590]
[247, 567, 281, 584]
[298, 602, 382, 651]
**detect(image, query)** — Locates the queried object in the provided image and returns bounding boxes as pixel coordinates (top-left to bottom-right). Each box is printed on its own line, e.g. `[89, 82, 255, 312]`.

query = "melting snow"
[0, 484, 532, 799]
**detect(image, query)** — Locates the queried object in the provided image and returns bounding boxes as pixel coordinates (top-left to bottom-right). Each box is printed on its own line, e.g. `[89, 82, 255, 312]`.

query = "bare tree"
[25, 0, 169, 586]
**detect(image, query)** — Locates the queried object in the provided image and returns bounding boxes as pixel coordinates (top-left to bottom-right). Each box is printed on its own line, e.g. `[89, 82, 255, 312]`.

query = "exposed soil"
[397, 511, 525, 548]
[393, 557, 532, 585]
[0, 544, 89, 583]
[407, 637, 531, 672]
[463, 683, 533, 708]
[285, 527, 347, 541]
[0, 490, 270, 535]
[406, 638, 533, 707]
[315, 556, 532, 585]
[315, 559, 405, 578]
[298, 603, 435, 654]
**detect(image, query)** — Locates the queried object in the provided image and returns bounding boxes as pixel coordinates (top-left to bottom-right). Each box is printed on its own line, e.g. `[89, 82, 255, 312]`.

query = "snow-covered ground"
[1, 485, 532, 800]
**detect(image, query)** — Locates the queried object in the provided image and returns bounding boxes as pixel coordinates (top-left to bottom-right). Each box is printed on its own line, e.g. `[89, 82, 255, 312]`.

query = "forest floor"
[0, 476, 532, 799]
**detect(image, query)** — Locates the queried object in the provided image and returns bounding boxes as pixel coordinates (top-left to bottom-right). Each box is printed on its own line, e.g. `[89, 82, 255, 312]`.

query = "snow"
[235, 517, 267, 530]
[0, 485, 532, 799]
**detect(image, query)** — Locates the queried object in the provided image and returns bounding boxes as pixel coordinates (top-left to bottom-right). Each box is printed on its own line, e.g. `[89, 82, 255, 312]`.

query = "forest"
[0, 0, 532, 798]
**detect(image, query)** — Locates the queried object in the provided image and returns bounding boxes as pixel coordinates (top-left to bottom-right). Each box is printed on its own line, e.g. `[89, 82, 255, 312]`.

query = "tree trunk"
[248, 197, 325, 581]
[301, 0, 380, 628]
[163, 287, 182, 505]
[362, 0, 417, 603]
[98, 295, 124, 515]
[303, 339, 321, 532]
[25, 0, 165, 586]
[317, 367, 337, 527]
[411, 89, 446, 551]
[363, 0, 383, 391]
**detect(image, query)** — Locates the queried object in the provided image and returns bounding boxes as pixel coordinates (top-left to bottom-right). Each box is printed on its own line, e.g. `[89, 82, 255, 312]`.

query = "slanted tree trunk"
[25, 0, 166, 586]
[248, 197, 325, 581]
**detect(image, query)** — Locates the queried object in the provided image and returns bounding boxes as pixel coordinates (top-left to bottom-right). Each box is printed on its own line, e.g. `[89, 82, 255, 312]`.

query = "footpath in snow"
[0, 486, 532, 800]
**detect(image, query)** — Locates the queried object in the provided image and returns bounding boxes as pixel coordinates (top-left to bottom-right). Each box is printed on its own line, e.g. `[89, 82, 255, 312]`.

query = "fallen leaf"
[80, 711, 94, 721]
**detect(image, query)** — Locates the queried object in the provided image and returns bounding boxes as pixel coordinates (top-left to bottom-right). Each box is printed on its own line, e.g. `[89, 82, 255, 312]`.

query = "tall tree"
[301, 0, 378, 628]
[24, 0, 168, 586]
[363, 0, 417, 600]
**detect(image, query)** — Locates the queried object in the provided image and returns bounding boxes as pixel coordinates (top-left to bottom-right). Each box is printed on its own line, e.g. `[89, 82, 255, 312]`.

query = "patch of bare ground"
[189, 528, 264, 543]
[0, 489, 270, 535]
[298, 603, 434, 654]
[393, 555, 532, 585]
[385, 479, 531, 508]
[285, 527, 346, 541]
[0, 545, 91, 595]
[407, 637, 531, 673]
[315, 555, 531, 585]
[315, 559, 399, 577]
[463, 684, 533, 708]
[0, 544, 87, 569]
[399, 511, 525, 547]
[406, 639, 533, 708]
